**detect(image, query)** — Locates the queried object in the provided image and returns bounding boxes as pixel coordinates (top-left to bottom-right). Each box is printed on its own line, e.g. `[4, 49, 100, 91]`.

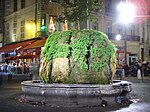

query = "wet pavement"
[0, 76, 150, 112]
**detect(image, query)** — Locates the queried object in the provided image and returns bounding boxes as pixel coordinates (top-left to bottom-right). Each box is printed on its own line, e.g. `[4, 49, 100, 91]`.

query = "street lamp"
[116, 34, 121, 64]
[116, 34, 121, 41]
[117, 2, 135, 24]
[117, 1, 135, 64]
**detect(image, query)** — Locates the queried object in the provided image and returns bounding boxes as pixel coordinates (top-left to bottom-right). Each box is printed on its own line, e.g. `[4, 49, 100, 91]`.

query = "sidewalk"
[0, 72, 31, 83]
[125, 76, 150, 103]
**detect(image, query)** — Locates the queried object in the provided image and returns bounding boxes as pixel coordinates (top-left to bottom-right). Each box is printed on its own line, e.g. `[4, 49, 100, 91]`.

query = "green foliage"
[42, 32, 59, 61]
[42, 31, 72, 62]
[72, 30, 91, 70]
[59, 0, 104, 23]
[54, 44, 70, 58]
[42, 29, 116, 70]
[41, 29, 116, 84]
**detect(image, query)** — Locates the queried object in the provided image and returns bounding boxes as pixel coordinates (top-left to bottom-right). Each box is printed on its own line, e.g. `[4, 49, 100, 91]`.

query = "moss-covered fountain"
[21, 29, 132, 107]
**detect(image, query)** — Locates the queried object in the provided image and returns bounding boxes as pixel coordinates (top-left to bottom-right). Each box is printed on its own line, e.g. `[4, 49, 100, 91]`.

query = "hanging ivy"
[40, 29, 116, 84]
[71, 30, 91, 70]
[54, 44, 70, 58]
[42, 29, 116, 70]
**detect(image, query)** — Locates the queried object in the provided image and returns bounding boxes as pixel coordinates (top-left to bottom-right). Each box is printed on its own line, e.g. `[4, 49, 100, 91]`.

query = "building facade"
[4, 0, 37, 42]
[0, 0, 5, 62]
[2, 0, 150, 64]
[0, 0, 4, 43]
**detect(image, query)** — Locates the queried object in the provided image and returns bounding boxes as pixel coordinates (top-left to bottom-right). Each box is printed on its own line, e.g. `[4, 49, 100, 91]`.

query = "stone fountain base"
[21, 80, 132, 107]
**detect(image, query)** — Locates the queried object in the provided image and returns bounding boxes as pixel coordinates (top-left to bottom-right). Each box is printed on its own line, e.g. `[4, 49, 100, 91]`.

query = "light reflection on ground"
[111, 102, 150, 112]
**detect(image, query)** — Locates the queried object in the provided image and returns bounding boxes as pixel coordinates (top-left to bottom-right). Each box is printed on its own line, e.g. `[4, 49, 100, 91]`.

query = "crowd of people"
[0, 59, 41, 80]
[0, 61, 30, 74]
[115, 60, 150, 80]
[0, 59, 149, 81]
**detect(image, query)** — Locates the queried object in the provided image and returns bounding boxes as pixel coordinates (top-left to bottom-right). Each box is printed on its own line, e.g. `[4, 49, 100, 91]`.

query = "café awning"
[0, 37, 47, 53]
[22, 38, 46, 50]
[0, 40, 36, 53]
[116, 50, 131, 54]
[4, 54, 39, 60]
[18, 54, 39, 59]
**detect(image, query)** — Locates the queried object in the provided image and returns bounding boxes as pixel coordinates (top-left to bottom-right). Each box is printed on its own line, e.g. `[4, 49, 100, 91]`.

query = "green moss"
[40, 29, 116, 84]
[54, 44, 70, 58]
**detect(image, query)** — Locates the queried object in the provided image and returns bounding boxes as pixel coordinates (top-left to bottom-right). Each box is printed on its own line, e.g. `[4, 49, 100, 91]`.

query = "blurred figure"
[123, 64, 129, 77]
[116, 64, 123, 80]
[30, 60, 40, 80]
[142, 61, 150, 76]
[3, 62, 8, 72]
[128, 62, 138, 77]
[137, 60, 142, 80]
[7, 63, 13, 73]
[23, 62, 27, 74]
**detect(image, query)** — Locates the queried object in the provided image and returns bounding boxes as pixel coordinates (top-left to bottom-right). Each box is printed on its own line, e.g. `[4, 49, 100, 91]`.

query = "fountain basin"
[21, 80, 132, 107]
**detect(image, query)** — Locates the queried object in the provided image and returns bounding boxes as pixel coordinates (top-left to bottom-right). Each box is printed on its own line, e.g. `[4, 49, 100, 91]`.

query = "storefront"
[0, 37, 47, 74]
[0, 37, 47, 62]
[116, 49, 131, 65]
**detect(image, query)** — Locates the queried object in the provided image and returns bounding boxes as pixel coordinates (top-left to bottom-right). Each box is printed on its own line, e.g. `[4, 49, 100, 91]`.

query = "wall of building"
[3, 0, 149, 63]
[147, 20, 150, 60]
[4, 0, 36, 43]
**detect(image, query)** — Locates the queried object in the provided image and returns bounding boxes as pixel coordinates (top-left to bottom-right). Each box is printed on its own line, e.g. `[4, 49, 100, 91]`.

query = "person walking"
[116, 64, 123, 80]
[123, 64, 129, 77]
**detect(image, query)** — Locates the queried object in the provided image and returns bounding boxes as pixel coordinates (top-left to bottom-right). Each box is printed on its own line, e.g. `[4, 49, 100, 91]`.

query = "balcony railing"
[106, 33, 140, 41]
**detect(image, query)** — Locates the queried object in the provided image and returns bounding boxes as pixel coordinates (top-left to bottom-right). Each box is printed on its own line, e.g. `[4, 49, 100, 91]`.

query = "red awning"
[0, 40, 36, 53]
[4, 54, 39, 60]
[116, 50, 131, 54]
[4, 56, 19, 60]
[22, 38, 46, 50]
[4, 57, 11, 60]
[0, 37, 47, 54]
[18, 54, 39, 59]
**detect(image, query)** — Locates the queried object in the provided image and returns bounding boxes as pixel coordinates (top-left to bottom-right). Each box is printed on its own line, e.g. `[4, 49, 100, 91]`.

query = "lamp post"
[117, 1, 135, 64]
[116, 34, 121, 64]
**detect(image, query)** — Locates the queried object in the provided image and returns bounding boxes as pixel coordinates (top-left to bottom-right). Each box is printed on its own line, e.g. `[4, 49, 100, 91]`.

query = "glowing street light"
[116, 34, 121, 41]
[117, 2, 135, 64]
[117, 2, 135, 24]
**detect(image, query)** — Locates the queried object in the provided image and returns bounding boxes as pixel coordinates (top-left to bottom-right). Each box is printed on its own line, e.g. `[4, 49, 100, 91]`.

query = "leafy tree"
[58, 0, 104, 28]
